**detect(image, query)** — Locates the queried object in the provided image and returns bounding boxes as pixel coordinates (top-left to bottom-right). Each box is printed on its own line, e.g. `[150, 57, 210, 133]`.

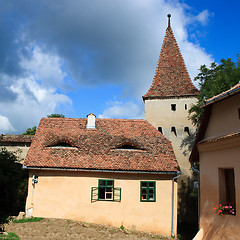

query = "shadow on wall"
[177, 177, 198, 240]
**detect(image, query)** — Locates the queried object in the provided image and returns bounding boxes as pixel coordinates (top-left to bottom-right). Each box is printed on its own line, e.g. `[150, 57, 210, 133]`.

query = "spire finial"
[167, 14, 171, 27]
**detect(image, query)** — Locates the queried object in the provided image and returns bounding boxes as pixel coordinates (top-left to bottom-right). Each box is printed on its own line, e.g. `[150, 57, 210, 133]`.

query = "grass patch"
[0, 232, 20, 240]
[13, 217, 44, 224]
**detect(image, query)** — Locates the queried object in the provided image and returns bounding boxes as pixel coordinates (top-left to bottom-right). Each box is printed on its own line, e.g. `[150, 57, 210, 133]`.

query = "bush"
[0, 148, 28, 232]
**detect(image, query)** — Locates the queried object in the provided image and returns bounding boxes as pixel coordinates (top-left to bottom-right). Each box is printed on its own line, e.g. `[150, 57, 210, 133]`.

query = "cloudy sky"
[0, 0, 239, 134]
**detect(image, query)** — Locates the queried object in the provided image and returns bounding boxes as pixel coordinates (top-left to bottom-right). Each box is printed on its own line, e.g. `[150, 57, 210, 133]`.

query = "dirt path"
[6, 218, 170, 240]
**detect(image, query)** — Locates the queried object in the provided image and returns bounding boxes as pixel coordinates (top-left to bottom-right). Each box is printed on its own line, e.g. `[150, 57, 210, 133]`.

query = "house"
[23, 114, 180, 236]
[143, 14, 198, 183]
[0, 135, 33, 163]
[190, 82, 240, 239]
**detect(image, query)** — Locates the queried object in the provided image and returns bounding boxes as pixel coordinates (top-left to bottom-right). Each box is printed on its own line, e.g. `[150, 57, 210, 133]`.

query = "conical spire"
[143, 15, 198, 100]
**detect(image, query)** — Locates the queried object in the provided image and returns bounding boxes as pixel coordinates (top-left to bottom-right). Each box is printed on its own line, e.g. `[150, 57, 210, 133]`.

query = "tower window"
[184, 127, 190, 136]
[171, 126, 177, 136]
[158, 127, 163, 134]
[171, 104, 176, 111]
[185, 104, 187, 110]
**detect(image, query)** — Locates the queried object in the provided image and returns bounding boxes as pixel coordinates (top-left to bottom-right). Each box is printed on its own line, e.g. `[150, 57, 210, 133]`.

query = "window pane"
[142, 182, 147, 187]
[149, 182, 155, 188]
[99, 180, 106, 186]
[142, 189, 147, 194]
[149, 194, 154, 200]
[99, 187, 105, 199]
[106, 187, 112, 192]
[106, 193, 112, 199]
[142, 194, 147, 200]
[107, 181, 113, 186]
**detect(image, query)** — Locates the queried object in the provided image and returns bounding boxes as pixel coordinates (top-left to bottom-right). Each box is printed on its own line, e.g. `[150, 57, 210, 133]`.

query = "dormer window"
[114, 143, 144, 151]
[117, 144, 139, 150]
[48, 142, 77, 149]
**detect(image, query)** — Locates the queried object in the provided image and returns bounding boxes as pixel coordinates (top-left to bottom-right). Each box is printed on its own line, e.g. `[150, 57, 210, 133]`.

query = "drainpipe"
[191, 163, 200, 229]
[171, 171, 181, 238]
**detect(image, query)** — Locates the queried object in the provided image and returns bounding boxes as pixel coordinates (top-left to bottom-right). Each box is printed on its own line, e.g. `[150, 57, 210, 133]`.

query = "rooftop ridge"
[143, 15, 198, 100]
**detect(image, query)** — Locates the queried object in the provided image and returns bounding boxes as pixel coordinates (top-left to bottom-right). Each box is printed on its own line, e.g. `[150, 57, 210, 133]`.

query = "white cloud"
[195, 10, 211, 26]
[0, 115, 15, 133]
[0, 45, 72, 134]
[20, 46, 67, 89]
[99, 100, 144, 119]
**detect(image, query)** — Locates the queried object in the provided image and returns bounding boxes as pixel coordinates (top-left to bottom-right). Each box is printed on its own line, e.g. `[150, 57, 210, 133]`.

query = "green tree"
[189, 57, 240, 127]
[22, 126, 36, 135]
[47, 113, 65, 118]
[0, 148, 28, 232]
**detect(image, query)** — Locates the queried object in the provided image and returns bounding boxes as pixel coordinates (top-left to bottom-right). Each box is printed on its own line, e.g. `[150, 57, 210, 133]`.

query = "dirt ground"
[6, 218, 171, 240]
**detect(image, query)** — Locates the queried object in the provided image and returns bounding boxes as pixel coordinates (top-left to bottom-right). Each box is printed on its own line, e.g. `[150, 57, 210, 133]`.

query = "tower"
[143, 14, 199, 179]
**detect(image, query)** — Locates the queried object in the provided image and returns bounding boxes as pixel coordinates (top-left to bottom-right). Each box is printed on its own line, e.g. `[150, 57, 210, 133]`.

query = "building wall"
[145, 97, 197, 177]
[198, 141, 240, 240]
[0, 146, 30, 164]
[25, 170, 178, 236]
[198, 95, 240, 240]
[204, 94, 240, 139]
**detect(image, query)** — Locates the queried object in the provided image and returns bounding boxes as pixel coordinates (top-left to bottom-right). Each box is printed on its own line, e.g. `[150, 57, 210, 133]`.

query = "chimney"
[87, 113, 96, 129]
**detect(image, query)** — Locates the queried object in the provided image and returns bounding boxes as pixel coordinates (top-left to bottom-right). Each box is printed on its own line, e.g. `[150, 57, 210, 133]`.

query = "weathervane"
[167, 14, 171, 27]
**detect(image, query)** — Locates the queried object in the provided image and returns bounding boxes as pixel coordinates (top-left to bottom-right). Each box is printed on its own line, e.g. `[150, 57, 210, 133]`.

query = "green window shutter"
[114, 187, 121, 202]
[91, 187, 99, 202]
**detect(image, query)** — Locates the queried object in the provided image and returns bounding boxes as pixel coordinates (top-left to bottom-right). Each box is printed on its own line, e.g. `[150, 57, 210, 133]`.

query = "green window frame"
[91, 179, 121, 202]
[140, 181, 156, 202]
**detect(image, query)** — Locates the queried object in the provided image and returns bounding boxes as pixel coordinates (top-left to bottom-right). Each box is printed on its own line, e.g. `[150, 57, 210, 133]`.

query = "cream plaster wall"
[197, 95, 240, 240]
[0, 146, 29, 163]
[204, 94, 240, 139]
[199, 144, 240, 240]
[25, 170, 178, 236]
[145, 97, 197, 177]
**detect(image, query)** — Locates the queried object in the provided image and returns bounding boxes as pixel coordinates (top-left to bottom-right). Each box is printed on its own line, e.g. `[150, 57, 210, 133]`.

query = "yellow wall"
[198, 95, 240, 240]
[25, 170, 178, 236]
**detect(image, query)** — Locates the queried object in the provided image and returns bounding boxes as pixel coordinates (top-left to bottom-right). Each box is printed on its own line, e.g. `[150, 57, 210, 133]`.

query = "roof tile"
[24, 118, 179, 173]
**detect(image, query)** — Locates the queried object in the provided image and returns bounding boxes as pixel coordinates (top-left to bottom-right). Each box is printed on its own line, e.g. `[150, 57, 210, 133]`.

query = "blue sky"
[0, 0, 239, 134]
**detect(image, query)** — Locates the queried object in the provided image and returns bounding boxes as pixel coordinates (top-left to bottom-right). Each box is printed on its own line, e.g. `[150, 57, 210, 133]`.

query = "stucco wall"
[199, 144, 240, 240]
[25, 170, 178, 236]
[145, 97, 197, 177]
[198, 94, 240, 240]
[0, 146, 29, 163]
[204, 94, 240, 139]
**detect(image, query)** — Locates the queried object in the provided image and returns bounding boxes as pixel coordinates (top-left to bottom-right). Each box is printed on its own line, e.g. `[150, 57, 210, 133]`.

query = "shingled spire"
[143, 14, 198, 100]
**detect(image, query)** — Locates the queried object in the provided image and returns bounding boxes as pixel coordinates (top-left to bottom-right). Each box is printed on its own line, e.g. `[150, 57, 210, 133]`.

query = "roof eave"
[23, 165, 179, 175]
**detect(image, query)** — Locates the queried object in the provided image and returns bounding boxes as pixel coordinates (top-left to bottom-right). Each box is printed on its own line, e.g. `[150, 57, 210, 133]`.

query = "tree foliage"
[0, 148, 28, 232]
[189, 57, 240, 126]
[22, 126, 36, 135]
[47, 113, 65, 118]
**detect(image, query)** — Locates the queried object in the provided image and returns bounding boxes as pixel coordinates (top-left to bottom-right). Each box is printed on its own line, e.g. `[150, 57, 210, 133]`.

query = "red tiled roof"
[143, 23, 198, 100]
[198, 131, 240, 144]
[203, 81, 240, 107]
[0, 135, 34, 143]
[24, 118, 179, 173]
